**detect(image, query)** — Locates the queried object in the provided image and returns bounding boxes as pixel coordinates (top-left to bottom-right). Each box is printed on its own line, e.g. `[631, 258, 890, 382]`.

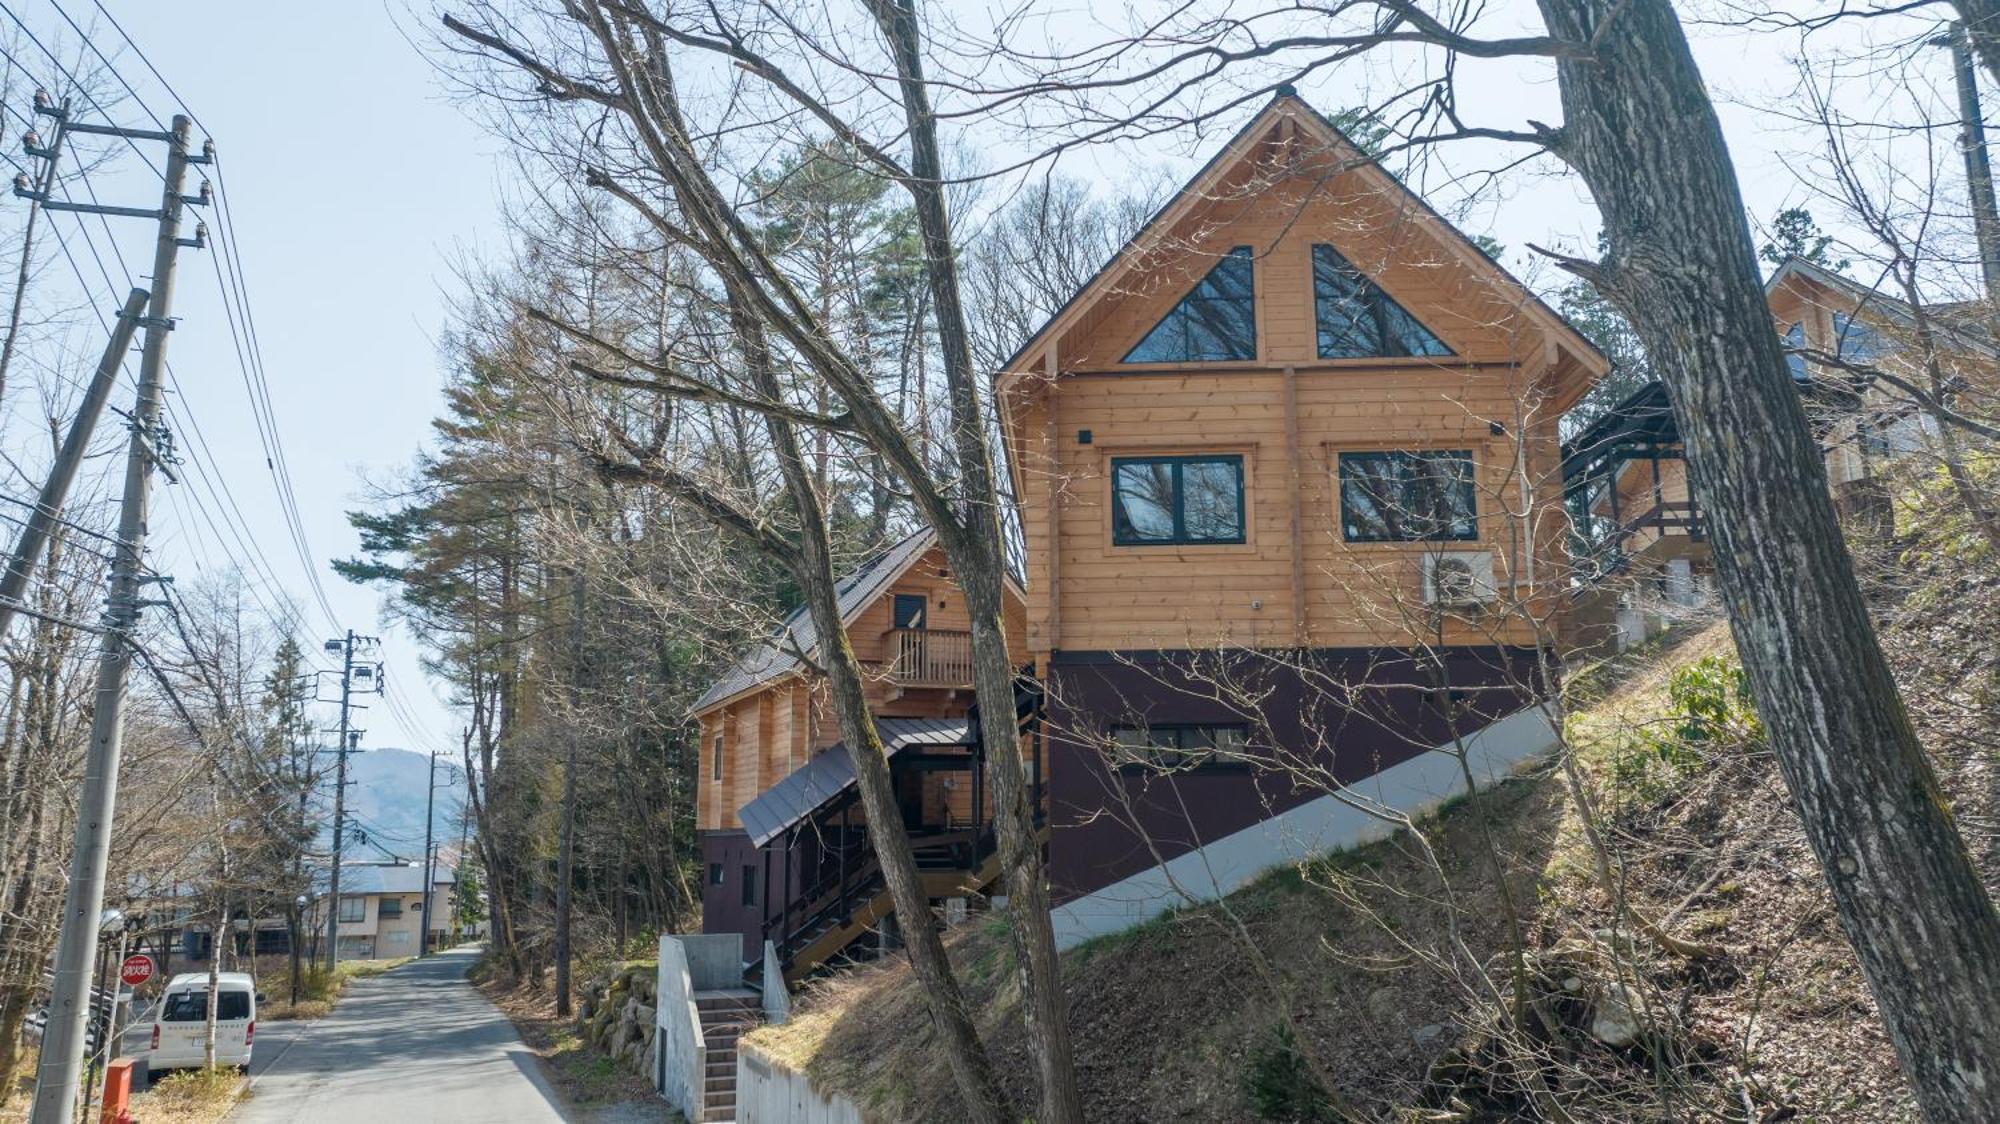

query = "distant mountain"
[318, 748, 469, 863]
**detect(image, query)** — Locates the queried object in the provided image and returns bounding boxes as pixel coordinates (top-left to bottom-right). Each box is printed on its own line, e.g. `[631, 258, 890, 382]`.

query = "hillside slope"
[750, 552, 1998, 1123]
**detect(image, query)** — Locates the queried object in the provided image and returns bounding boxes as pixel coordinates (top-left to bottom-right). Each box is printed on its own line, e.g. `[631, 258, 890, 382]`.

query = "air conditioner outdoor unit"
[1422, 551, 1497, 606]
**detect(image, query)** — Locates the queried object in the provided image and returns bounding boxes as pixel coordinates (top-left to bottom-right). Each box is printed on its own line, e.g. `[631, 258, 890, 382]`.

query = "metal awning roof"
[738, 716, 976, 847]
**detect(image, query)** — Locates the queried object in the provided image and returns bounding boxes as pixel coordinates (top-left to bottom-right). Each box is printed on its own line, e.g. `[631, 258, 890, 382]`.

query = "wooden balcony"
[888, 628, 974, 687]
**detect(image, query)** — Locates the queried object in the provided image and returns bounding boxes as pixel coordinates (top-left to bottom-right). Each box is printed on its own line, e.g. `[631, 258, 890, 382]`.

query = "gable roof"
[995, 90, 1609, 388]
[692, 528, 939, 715]
[1766, 255, 2000, 361]
[310, 861, 454, 899]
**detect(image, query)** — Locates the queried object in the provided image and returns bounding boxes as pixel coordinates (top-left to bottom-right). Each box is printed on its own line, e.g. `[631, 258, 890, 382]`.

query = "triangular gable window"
[1313, 244, 1453, 359]
[1123, 247, 1257, 363]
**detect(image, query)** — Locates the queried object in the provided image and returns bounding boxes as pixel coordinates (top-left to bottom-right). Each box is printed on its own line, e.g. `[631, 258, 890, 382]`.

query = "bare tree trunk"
[863, 4, 1083, 1117]
[204, 896, 222, 1071]
[728, 286, 1014, 1124]
[1534, 0, 2000, 1113]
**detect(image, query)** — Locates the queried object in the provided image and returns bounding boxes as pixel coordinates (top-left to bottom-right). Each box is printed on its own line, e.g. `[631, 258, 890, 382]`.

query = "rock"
[635, 1003, 655, 1025]
[1412, 1023, 1446, 1046]
[1366, 987, 1398, 1020]
[1591, 983, 1647, 1047]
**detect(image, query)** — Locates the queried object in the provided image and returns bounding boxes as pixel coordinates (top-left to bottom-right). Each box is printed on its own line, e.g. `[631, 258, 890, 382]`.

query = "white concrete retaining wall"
[1049, 703, 1562, 948]
[654, 937, 706, 1121]
[737, 1043, 865, 1124]
[761, 940, 790, 1026]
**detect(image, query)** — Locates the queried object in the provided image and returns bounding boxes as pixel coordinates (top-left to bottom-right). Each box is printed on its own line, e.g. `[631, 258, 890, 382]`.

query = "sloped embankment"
[750, 574, 1995, 1121]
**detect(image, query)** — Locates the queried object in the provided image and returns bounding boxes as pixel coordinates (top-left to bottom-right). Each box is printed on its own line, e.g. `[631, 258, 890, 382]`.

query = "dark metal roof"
[692, 528, 937, 714]
[738, 717, 976, 847]
[1562, 381, 1681, 485]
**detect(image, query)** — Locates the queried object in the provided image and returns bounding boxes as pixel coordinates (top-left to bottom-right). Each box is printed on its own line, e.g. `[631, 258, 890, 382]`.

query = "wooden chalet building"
[693, 529, 1030, 981]
[690, 90, 1612, 982]
[993, 90, 1607, 945]
[1562, 255, 1985, 642]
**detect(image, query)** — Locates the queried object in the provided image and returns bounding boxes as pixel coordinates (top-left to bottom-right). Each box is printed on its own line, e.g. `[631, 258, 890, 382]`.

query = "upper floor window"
[1339, 451, 1479, 542]
[1112, 455, 1245, 546]
[892, 593, 927, 630]
[1831, 312, 1884, 364]
[1123, 247, 1257, 363]
[1783, 322, 1809, 383]
[740, 864, 758, 908]
[337, 895, 365, 923]
[1109, 723, 1249, 771]
[1313, 244, 1453, 359]
[711, 733, 724, 781]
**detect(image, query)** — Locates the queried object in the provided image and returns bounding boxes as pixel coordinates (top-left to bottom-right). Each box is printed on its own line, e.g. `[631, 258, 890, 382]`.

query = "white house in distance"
[305, 860, 457, 960]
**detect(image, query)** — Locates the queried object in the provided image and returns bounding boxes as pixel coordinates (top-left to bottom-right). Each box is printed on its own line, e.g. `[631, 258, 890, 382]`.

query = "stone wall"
[575, 962, 660, 1077]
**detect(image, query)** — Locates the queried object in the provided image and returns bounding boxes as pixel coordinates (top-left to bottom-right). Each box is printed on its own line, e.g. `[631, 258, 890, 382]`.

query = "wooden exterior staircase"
[693, 989, 762, 1123]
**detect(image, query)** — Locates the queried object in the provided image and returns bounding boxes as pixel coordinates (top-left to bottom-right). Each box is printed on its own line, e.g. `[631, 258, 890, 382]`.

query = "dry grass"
[253, 956, 411, 1021]
[126, 1068, 245, 1124]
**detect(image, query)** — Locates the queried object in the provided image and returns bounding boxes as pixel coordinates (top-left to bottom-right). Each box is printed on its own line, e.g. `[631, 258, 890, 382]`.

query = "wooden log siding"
[999, 98, 1605, 663]
[1012, 365, 1570, 656]
[692, 544, 1028, 834]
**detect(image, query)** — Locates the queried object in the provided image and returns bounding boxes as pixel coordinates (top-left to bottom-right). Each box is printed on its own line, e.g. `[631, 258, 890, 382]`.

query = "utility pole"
[1948, 24, 2000, 299]
[420, 751, 443, 957]
[28, 112, 208, 1124]
[0, 286, 146, 636]
[318, 631, 380, 973]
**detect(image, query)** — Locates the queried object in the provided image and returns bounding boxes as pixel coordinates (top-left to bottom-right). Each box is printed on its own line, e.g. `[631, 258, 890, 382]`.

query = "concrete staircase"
[694, 989, 762, 1123]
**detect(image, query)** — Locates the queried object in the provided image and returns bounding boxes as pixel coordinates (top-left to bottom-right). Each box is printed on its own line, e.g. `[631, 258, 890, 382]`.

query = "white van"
[147, 972, 258, 1072]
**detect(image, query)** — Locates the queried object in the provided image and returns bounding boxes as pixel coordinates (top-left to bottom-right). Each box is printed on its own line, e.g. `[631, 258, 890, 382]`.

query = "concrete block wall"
[737, 1043, 865, 1124]
[654, 937, 707, 1120]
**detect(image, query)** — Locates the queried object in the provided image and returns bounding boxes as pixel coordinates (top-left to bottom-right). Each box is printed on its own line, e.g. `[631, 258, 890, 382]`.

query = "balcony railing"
[889, 628, 974, 687]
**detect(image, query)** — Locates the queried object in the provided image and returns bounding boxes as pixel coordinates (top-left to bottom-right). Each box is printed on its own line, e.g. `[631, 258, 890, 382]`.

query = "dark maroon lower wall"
[1042, 645, 1547, 904]
[699, 829, 820, 956]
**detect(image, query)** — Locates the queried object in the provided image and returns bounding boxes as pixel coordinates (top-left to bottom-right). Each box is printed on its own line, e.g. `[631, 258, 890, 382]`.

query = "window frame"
[711, 732, 724, 782]
[1310, 243, 1455, 361]
[740, 864, 758, 908]
[892, 593, 928, 630]
[336, 895, 366, 924]
[708, 862, 725, 887]
[1121, 246, 1259, 365]
[1337, 450, 1481, 544]
[377, 897, 403, 918]
[1107, 723, 1252, 773]
[1109, 454, 1247, 547]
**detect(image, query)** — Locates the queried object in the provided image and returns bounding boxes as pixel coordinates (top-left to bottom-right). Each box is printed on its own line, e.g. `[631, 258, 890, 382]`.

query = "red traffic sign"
[118, 954, 154, 988]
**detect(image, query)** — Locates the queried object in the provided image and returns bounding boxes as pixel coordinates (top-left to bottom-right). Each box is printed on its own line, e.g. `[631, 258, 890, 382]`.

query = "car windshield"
[161, 989, 250, 1022]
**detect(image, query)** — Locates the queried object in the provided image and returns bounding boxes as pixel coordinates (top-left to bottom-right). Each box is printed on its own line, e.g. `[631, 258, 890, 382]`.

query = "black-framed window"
[708, 863, 725, 886]
[1124, 247, 1257, 363]
[1313, 244, 1453, 359]
[1831, 312, 1885, 364]
[1108, 724, 1250, 771]
[1339, 451, 1479, 542]
[740, 865, 758, 907]
[711, 733, 724, 781]
[1782, 322, 1809, 383]
[892, 593, 927, 630]
[378, 898, 403, 918]
[1112, 455, 1245, 545]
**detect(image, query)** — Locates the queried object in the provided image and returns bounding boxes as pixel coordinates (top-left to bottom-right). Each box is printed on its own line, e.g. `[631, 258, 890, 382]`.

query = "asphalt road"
[227, 946, 569, 1123]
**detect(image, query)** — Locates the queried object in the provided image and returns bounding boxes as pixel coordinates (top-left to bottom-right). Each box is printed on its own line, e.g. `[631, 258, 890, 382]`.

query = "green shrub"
[1242, 1022, 1339, 1123]
[1665, 655, 1761, 746]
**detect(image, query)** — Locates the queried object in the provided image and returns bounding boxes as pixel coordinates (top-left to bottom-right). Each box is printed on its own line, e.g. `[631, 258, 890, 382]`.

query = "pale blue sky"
[3, 1, 1962, 754]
